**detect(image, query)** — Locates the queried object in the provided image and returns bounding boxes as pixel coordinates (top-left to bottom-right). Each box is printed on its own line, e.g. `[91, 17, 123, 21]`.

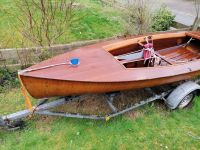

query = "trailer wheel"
[177, 92, 195, 109]
[165, 81, 200, 109]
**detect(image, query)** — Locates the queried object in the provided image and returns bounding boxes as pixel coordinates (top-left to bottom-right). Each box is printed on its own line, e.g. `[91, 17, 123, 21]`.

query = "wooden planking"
[177, 53, 197, 61]
[22, 70, 200, 99]
[158, 44, 200, 63]
[170, 52, 192, 60]
[19, 31, 200, 98]
[165, 48, 191, 59]
[186, 31, 200, 40]
[159, 47, 185, 55]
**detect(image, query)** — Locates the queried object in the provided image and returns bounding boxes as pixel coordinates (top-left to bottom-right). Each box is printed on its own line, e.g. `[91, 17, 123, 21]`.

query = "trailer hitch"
[0, 117, 6, 127]
[0, 117, 25, 131]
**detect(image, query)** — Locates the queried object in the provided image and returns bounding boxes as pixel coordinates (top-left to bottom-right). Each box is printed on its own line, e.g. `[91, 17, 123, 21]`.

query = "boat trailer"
[1, 80, 200, 130]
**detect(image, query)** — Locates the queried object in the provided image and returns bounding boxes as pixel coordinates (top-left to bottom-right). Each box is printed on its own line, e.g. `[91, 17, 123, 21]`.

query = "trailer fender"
[165, 81, 200, 109]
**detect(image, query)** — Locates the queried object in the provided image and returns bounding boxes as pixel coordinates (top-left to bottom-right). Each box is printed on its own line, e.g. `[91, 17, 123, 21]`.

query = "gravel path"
[162, 0, 196, 26]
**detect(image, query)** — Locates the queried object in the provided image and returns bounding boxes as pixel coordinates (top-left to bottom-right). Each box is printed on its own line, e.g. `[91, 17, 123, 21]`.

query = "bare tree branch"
[16, 0, 78, 47]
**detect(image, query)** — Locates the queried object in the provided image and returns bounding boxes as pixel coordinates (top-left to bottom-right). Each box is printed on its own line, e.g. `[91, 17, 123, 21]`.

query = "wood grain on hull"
[21, 70, 200, 99]
[19, 31, 200, 99]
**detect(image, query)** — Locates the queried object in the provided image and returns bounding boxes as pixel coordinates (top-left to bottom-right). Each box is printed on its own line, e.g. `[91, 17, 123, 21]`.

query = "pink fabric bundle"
[143, 43, 154, 60]
[144, 43, 153, 49]
[143, 49, 152, 60]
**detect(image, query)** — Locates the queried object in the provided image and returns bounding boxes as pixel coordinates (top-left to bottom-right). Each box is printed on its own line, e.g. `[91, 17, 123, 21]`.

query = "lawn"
[0, 88, 200, 150]
[0, 0, 200, 149]
[0, 0, 123, 48]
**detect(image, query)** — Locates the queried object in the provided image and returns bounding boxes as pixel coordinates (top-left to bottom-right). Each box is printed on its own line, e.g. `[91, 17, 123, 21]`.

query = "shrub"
[38, 48, 52, 62]
[0, 67, 18, 92]
[111, 0, 152, 35]
[109, 1, 175, 35]
[152, 5, 175, 31]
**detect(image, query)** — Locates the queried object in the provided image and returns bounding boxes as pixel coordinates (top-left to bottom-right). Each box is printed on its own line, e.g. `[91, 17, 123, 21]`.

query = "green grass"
[1, 88, 200, 149]
[0, 0, 123, 48]
[0, 1, 199, 149]
[0, 0, 21, 48]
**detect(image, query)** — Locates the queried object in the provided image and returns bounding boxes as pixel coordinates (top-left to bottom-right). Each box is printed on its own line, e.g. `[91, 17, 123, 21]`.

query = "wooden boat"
[19, 31, 200, 99]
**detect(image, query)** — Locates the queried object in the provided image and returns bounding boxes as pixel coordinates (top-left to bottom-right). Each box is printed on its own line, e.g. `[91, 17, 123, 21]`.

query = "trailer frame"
[1, 80, 200, 130]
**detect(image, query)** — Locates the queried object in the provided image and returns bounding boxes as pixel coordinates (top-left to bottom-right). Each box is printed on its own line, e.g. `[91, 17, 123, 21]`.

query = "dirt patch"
[54, 94, 111, 115]
[37, 84, 179, 120]
[114, 89, 153, 110]
[52, 89, 154, 118]
[34, 116, 55, 132]
[125, 110, 144, 120]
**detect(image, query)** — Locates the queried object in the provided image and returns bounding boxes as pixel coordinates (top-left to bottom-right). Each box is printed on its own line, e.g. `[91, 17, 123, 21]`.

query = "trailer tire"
[165, 81, 200, 109]
[177, 92, 195, 109]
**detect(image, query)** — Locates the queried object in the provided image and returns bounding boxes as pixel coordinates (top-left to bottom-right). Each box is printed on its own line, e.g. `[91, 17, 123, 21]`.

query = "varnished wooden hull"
[20, 31, 200, 99]
[21, 70, 200, 99]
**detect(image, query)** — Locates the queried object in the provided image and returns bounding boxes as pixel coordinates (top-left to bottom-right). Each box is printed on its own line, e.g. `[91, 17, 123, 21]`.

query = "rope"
[18, 74, 33, 112]
[20, 62, 68, 74]
[18, 61, 74, 113]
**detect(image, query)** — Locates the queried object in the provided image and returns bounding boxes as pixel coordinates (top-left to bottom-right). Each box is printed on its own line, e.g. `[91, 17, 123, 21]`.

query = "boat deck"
[22, 31, 200, 82]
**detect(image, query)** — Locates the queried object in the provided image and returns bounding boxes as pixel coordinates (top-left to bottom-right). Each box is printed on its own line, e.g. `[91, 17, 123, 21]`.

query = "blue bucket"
[70, 58, 80, 66]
